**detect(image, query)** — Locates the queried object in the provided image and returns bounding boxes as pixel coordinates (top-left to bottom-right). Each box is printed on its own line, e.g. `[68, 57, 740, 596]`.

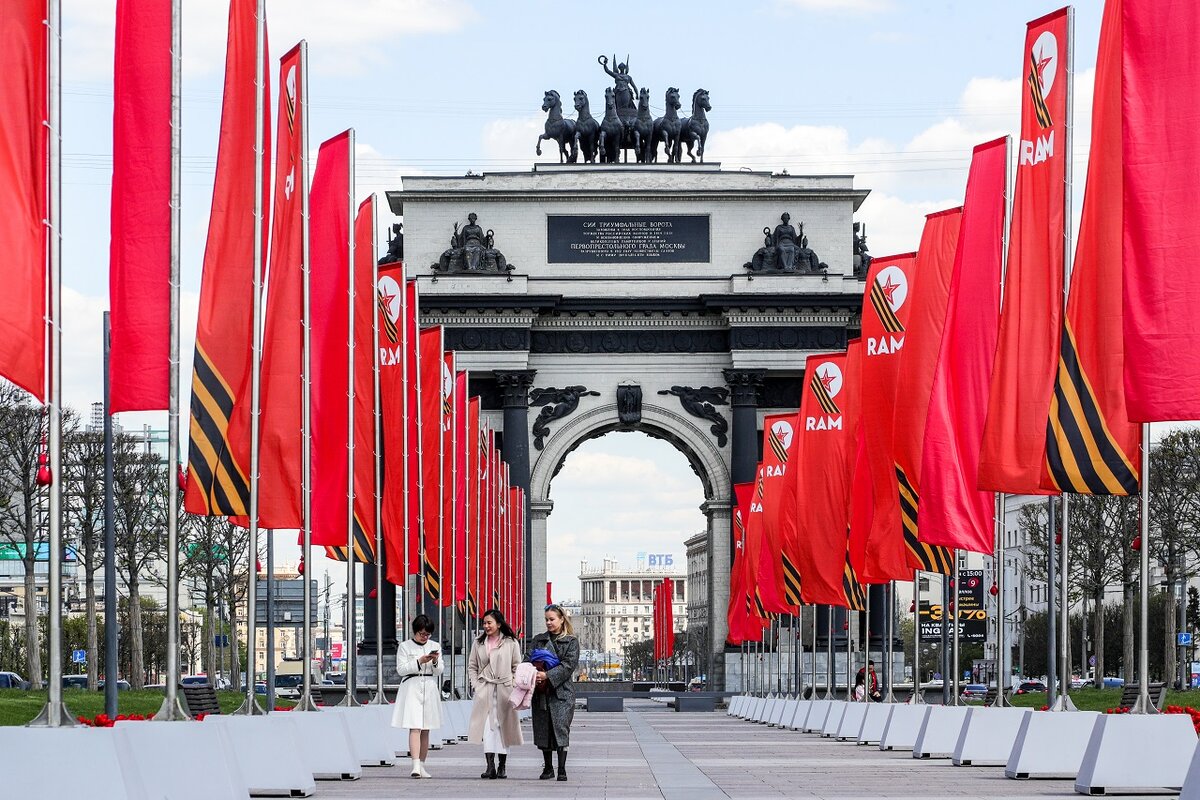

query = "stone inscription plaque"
[547, 214, 710, 263]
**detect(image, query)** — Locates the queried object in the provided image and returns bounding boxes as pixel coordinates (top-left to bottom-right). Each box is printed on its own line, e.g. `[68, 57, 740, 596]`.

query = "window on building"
[609, 581, 616, 601]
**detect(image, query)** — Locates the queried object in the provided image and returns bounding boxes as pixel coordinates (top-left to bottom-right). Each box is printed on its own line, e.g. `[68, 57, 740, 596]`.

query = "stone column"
[530, 499, 553, 619]
[495, 369, 536, 634]
[703, 499, 731, 690]
[723, 369, 765, 488]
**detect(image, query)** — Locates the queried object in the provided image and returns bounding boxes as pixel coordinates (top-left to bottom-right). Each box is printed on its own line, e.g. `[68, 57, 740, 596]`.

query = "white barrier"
[837, 702, 869, 741]
[1177, 738, 1200, 800]
[728, 695, 743, 716]
[1006, 710, 1100, 780]
[1074, 713, 1197, 795]
[768, 698, 793, 727]
[325, 706, 398, 766]
[952, 707, 1028, 767]
[786, 700, 811, 730]
[857, 703, 895, 745]
[0, 727, 147, 799]
[913, 705, 970, 759]
[277, 710, 362, 780]
[879, 703, 928, 751]
[821, 701, 848, 737]
[803, 699, 833, 733]
[113, 720, 250, 799]
[759, 696, 779, 723]
[205, 715, 316, 797]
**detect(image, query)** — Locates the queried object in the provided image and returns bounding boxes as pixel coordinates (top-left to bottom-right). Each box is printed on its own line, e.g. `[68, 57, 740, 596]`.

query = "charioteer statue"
[432, 212, 514, 274]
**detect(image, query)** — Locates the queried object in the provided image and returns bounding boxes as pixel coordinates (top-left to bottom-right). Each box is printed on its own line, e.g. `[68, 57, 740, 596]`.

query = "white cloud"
[774, 0, 892, 12]
[64, 0, 477, 81]
[481, 115, 546, 167]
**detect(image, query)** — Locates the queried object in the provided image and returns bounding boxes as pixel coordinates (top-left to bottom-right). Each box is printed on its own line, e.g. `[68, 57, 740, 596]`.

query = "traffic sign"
[71, 649, 86, 664]
[1179, 632, 1193, 646]
[214, 634, 229, 648]
[1089, 655, 1097, 667]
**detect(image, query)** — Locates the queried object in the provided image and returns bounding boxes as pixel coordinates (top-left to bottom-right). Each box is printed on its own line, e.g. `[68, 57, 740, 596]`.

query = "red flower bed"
[76, 713, 150, 727]
[1106, 704, 1200, 734]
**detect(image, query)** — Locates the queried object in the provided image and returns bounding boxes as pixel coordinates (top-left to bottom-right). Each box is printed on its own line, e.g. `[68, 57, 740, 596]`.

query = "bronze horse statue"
[676, 88, 711, 163]
[631, 87, 655, 163]
[573, 89, 600, 164]
[597, 87, 624, 164]
[652, 87, 682, 163]
[536, 90, 577, 163]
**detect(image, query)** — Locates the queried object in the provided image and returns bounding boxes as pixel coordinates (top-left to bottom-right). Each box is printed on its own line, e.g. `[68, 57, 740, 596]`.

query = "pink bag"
[510, 662, 537, 710]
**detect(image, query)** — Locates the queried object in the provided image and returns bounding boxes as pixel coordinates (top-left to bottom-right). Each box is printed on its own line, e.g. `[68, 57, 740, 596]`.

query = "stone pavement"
[315, 700, 1145, 799]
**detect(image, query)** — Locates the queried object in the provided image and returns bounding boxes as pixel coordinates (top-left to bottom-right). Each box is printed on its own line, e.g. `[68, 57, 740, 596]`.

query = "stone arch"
[528, 400, 731, 507]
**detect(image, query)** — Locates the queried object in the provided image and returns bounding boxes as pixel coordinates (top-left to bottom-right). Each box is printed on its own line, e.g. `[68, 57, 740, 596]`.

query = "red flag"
[1046, 0, 1139, 491]
[404, 280, 420, 573]
[892, 208, 961, 575]
[760, 413, 801, 609]
[378, 263, 406, 584]
[742, 465, 778, 618]
[846, 411, 874, 584]
[919, 139, 1008, 553]
[308, 131, 351, 549]
[1122, 0, 1200, 421]
[0, 1, 46, 400]
[465, 398, 481, 613]
[185, 0, 271, 515]
[859, 252, 918, 583]
[418, 326, 444, 599]
[348, 195, 378, 563]
[792, 350, 858, 607]
[255, 43, 305, 528]
[727, 482, 758, 644]
[436, 355, 458, 607]
[507, 485, 521, 618]
[450, 370, 468, 604]
[109, 0, 169, 412]
[979, 8, 1071, 492]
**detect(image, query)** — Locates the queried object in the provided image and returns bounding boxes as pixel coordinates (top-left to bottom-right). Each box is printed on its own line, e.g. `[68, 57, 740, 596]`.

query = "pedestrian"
[392, 614, 443, 779]
[855, 659, 881, 702]
[527, 603, 580, 781]
[467, 609, 524, 780]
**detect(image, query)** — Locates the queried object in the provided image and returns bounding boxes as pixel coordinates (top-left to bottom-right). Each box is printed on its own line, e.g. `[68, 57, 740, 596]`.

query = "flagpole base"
[988, 692, 1012, 708]
[881, 690, 897, 703]
[292, 692, 320, 712]
[233, 695, 267, 716]
[152, 697, 190, 721]
[1050, 693, 1078, 712]
[907, 688, 926, 705]
[336, 690, 361, 708]
[27, 702, 77, 728]
[367, 689, 387, 705]
[1130, 693, 1159, 715]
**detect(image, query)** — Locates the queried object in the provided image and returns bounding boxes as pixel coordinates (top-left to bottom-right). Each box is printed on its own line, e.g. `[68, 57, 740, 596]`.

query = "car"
[0, 671, 30, 690]
[1103, 676, 1125, 688]
[62, 675, 89, 689]
[254, 682, 267, 695]
[96, 679, 131, 691]
[181, 675, 214, 687]
[1013, 680, 1047, 695]
[960, 683, 989, 702]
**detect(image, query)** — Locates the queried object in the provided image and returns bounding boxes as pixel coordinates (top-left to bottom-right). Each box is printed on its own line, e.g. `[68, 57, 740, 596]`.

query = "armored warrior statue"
[598, 54, 638, 126]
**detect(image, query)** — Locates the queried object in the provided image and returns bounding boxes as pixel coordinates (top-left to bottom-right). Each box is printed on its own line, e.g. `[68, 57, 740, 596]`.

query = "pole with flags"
[909, 571, 923, 704]
[370, 197, 386, 705]
[339, 129, 359, 708]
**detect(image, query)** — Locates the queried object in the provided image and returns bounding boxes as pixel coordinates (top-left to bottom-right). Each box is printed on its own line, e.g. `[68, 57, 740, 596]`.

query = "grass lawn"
[0, 688, 293, 725]
[1008, 686, 1200, 712]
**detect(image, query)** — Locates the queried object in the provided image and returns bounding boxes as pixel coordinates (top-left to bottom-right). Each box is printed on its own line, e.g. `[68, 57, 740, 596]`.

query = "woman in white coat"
[467, 609, 523, 779]
[392, 614, 443, 778]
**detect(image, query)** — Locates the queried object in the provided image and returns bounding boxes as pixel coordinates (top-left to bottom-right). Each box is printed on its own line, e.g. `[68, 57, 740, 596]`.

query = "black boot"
[481, 752, 496, 780]
[539, 749, 555, 780]
[556, 748, 568, 782]
[496, 754, 507, 779]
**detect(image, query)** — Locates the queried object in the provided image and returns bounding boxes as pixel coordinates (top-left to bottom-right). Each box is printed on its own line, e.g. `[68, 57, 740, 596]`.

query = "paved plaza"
[315, 700, 1143, 800]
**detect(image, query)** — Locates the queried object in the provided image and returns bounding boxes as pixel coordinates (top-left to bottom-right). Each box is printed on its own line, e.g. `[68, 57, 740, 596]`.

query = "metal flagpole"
[236, 0, 267, 716]
[845, 609, 853, 701]
[340, 129, 360, 707]
[370, 197, 386, 705]
[31, 0, 72, 730]
[153, 0, 187, 721]
[400, 272, 410, 628]
[951, 556, 962, 705]
[295, 40, 318, 712]
[265, 530, 276, 710]
[449, 370, 458, 700]
[1131, 425, 1156, 714]
[909, 571, 924, 704]
[823, 607, 834, 700]
[1046, 495, 1058, 707]
[1052, 493, 1077, 711]
[809, 606, 816, 698]
[991, 493, 1011, 706]
[863, 592, 871, 701]
[882, 582, 896, 702]
[103, 315, 118, 719]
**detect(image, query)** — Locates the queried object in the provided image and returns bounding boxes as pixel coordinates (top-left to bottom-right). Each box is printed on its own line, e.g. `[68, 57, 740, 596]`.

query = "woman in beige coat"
[467, 609, 523, 779]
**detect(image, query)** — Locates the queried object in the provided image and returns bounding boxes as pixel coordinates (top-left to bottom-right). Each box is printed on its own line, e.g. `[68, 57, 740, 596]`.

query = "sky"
[52, 0, 1115, 603]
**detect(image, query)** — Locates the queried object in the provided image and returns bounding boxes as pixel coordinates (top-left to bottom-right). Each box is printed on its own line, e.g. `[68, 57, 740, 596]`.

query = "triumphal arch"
[387, 162, 870, 687]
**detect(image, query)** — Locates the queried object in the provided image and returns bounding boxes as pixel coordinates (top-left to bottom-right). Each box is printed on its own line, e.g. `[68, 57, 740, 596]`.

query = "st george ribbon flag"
[0, 2, 47, 400]
[348, 195, 379, 563]
[378, 262, 407, 583]
[726, 483, 753, 645]
[109, 0, 170, 412]
[255, 43, 305, 528]
[1046, 0, 1139, 493]
[1121, 0, 1200, 422]
[418, 326, 444, 600]
[760, 412, 800, 609]
[185, 0, 271, 516]
[979, 8, 1071, 494]
[918, 139, 1008, 554]
[892, 208, 961, 574]
[307, 131, 351, 550]
[748, 462, 789, 615]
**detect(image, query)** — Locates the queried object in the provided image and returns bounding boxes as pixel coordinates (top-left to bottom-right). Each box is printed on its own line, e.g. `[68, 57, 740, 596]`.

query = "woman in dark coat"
[526, 603, 580, 781]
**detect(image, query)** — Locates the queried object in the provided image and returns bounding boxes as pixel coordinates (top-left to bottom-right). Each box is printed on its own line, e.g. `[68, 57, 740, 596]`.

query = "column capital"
[723, 368, 766, 406]
[494, 369, 537, 408]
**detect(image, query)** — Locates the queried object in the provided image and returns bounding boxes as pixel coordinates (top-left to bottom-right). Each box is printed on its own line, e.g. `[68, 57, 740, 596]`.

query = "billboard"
[919, 569, 986, 642]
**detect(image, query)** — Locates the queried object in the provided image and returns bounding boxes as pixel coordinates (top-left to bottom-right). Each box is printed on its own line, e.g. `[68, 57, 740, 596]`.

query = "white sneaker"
[418, 761, 432, 779]
[410, 758, 422, 778]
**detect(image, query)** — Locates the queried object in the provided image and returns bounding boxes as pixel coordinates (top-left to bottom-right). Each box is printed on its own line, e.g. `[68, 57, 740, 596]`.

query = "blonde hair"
[544, 604, 574, 636]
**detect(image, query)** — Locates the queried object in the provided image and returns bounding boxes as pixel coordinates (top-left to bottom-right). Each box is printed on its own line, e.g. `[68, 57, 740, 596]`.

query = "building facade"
[578, 558, 687, 664]
[684, 532, 708, 632]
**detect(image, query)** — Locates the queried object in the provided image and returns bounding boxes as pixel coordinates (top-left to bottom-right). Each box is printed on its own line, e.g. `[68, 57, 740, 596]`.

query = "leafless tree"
[1149, 430, 1200, 686]
[62, 426, 105, 689]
